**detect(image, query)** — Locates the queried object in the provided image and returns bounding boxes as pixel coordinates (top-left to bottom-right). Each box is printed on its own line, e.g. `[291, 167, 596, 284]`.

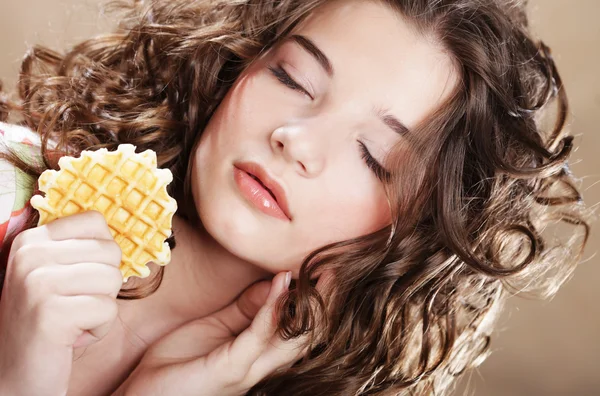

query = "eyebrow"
[289, 34, 410, 138]
[377, 110, 410, 137]
[290, 34, 334, 77]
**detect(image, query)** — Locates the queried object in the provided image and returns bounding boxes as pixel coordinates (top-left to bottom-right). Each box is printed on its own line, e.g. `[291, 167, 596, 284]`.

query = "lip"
[233, 162, 292, 221]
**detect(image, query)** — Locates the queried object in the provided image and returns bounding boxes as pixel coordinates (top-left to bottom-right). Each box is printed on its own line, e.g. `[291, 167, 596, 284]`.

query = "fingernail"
[284, 271, 292, 290]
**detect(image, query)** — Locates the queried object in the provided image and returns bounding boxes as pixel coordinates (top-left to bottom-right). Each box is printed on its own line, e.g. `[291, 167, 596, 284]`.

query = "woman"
[0, 0, 591, 395]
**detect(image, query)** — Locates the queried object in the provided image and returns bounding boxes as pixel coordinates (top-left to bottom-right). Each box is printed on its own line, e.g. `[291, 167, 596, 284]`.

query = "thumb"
[211, 278, 273, 336]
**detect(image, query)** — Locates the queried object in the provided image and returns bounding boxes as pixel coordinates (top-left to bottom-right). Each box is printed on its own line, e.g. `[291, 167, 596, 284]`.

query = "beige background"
[0, 1, 598, 395]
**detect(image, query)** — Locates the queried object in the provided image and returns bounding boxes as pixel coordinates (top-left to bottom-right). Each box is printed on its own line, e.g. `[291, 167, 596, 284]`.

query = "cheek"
[324, 164, 393, 235]
[297, 180, 392, 250]
[330, 193, 391, 235]
[216, 65, 286, 139]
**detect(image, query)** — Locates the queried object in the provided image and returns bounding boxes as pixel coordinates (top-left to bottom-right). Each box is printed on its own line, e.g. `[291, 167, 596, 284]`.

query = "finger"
[74, 330, 101, 349]
[28, 263, 123, 298]
[9, 210, 111, 252]
[47, 239, 122, 266]
[51, 294, 118, 346]
[12, 239, 122, 277]
[209, 280, 272, 336]
[43, 210, 114, 241]
[245, 272, 335, 380]
[227, 271, 291, 371]
[247, 332, 310, 382]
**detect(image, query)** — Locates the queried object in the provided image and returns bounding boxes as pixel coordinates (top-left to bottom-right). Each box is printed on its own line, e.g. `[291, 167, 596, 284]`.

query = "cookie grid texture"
[30, 144, 177, 282]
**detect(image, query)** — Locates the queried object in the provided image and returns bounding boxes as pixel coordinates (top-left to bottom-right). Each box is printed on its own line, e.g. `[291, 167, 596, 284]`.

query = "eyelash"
[268, 64, 391, 182]
[268, 65, 312, 98]
[359, 141, 391, 182]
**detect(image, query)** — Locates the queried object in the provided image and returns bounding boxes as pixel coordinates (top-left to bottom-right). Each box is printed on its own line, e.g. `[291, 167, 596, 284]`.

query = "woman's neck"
[117, 214, 272, 345]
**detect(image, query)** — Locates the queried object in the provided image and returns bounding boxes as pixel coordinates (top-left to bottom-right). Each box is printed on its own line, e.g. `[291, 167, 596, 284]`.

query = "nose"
[270, 125, 326, 177]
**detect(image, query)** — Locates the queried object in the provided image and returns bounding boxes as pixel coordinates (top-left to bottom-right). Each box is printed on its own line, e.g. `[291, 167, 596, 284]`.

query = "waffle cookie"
[30, 144, 177, 282]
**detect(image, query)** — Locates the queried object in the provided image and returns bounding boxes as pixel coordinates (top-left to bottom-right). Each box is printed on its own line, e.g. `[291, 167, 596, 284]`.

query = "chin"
[194, 183, 301, 273]
[190, 153, 308, 276]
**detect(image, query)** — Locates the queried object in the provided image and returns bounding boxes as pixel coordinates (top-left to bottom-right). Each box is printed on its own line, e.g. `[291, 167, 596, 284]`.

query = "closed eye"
[268, 65, 313, 99]
[359, 141, 391, 183]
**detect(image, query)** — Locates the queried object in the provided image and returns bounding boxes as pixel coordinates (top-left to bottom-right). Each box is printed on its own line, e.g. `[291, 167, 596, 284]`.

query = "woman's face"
[191, 0, 457, 275]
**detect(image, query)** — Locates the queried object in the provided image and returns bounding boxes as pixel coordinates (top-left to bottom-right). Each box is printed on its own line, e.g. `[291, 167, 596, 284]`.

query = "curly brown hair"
[0, 0, 593, 394]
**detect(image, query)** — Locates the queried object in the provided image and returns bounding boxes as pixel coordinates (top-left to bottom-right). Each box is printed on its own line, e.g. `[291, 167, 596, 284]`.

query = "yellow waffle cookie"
[30, 144, 177, 282]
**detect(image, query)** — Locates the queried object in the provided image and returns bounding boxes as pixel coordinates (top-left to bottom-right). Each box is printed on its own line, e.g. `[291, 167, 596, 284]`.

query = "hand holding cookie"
[0, 211, 123, 396]
[30, 144, 178, 282]
[0, 145, 178, 395]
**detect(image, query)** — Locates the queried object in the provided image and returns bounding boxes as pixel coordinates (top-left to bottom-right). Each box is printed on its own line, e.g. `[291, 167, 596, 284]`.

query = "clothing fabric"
[0, 122, 43, 248]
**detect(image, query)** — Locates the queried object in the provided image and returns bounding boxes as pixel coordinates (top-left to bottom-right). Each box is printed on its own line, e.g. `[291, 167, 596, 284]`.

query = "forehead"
[289, 0, 458, 129]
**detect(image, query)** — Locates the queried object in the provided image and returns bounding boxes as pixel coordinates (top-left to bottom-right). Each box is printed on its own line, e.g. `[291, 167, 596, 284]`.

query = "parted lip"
[233, 161, 292, 220]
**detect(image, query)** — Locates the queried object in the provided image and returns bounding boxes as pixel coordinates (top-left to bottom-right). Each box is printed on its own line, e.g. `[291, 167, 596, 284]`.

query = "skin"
[117, 0, 458, 353]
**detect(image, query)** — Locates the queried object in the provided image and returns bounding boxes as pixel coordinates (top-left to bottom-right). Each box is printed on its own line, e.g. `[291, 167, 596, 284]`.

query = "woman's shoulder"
[0, 122, 42, 246]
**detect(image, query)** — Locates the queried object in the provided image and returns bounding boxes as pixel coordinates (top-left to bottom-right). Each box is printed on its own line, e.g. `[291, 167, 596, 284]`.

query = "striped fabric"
[0, 122, 43, 248]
